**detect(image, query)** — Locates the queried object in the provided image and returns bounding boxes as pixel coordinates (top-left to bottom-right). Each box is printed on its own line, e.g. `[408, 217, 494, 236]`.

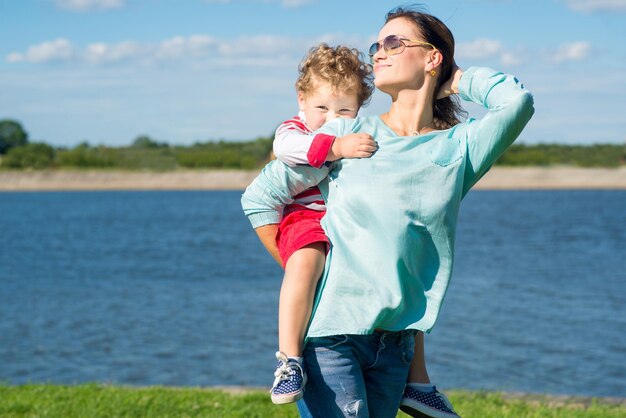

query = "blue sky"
[1, 0, 625, 147]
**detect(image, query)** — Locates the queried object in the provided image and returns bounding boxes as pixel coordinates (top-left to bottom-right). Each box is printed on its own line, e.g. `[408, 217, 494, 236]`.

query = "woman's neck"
[382, 88, 436, 136]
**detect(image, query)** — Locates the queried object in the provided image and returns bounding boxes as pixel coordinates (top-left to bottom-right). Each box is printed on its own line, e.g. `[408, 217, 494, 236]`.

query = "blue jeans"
[296, 330, 416, 418]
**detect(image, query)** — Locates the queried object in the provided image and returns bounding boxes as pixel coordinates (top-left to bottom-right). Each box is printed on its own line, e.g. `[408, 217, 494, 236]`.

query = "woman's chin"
[374, 83, 398, 96]
[374, 82, 395, 96]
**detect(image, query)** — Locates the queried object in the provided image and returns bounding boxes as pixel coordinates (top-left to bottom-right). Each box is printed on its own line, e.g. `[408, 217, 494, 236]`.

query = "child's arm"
[273, 118, 376, 168]
[273, 127, 335, 168]
[255, 224, 283, 267]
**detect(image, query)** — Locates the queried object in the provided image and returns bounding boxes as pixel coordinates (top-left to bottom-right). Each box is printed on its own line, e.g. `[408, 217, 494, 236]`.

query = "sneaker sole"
[399, 404, 433, 418]
[271, 391, 304, 405]
[399, 401, 460, 418]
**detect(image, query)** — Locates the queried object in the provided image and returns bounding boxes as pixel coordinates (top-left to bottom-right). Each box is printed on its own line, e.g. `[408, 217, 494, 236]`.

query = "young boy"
[253, 43, 459, 418]
[254, 43, 376, 405]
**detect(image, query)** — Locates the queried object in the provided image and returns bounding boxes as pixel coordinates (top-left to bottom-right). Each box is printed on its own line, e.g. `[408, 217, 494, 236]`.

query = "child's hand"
[328, 133, 378, 161]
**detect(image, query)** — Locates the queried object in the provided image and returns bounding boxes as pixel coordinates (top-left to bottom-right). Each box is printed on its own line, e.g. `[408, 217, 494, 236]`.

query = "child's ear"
[297, 92, 306, 111]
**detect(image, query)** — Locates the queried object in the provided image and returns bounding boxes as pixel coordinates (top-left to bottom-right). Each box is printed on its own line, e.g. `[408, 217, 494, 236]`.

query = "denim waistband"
[370, 329, 417, 342]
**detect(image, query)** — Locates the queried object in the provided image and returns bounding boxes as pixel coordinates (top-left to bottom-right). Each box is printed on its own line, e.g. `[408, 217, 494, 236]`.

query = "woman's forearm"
[241, 159, 330, 229]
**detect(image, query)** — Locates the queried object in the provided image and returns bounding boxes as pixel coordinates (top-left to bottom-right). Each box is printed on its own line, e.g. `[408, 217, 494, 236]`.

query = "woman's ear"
[427, 49, 444, 71]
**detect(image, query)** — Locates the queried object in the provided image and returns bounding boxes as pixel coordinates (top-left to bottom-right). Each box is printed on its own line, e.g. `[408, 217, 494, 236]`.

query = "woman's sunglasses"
[368, 35, 437, 63]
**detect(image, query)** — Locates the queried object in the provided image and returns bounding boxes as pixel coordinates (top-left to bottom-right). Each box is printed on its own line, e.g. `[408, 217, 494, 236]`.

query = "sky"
[1, 0, 625, 147]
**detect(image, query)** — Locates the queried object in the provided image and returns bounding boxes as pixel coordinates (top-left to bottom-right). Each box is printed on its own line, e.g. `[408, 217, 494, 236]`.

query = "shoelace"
[272, 351, 299, 390]
[274, 362, 295, 383]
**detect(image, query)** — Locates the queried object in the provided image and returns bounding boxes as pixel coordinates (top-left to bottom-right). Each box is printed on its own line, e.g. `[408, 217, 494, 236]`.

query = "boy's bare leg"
[408, 331, 431, 383]
[278, 242, 326, 357]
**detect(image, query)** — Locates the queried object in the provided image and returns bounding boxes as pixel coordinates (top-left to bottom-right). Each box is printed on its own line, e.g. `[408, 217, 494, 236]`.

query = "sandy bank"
[472, 167, 626, 190]
[0, 167, 624, 191]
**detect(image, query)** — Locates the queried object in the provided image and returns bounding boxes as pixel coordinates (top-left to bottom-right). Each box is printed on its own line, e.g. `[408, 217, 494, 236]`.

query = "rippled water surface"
[0, 190, 624, 397]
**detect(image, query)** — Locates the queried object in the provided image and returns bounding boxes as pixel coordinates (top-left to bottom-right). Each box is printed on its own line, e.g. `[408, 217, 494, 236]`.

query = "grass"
[0, 384, 623, 418]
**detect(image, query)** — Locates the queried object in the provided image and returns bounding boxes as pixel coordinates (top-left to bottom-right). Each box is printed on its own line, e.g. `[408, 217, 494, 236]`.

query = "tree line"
[0, 119, 624, 170]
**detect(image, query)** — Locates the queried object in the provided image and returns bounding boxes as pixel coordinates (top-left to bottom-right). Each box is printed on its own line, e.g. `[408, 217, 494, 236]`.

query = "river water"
[0, 190, 624, 397]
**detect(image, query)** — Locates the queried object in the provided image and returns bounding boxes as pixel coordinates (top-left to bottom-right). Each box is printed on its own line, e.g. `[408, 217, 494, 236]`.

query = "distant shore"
[0, 167, 624, 191]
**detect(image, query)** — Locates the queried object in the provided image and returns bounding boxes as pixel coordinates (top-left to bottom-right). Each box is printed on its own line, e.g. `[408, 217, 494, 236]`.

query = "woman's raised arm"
[457, 66, 535, 195]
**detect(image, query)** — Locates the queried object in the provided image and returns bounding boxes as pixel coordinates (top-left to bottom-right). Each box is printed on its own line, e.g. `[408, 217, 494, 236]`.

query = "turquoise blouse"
[241, 67, 534, 337]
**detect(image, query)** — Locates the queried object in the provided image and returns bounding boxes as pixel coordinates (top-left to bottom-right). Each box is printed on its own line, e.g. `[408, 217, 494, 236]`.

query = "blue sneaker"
[399, 384, 461, 418]
[270, 351, 307, 405]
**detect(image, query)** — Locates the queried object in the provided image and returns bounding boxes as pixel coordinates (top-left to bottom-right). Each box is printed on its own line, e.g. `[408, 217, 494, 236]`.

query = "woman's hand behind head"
[437, 62, 463, 100]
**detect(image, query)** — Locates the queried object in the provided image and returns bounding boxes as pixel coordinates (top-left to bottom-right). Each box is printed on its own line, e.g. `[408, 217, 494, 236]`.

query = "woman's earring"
[430, 69, 437, 77]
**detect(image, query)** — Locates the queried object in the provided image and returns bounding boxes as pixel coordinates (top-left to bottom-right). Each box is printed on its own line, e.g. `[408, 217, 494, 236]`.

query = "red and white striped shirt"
[273, 113, 335, 215]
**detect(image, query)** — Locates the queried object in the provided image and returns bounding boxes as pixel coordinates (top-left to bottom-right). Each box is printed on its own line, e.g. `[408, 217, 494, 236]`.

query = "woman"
[242, 6, 534, 418]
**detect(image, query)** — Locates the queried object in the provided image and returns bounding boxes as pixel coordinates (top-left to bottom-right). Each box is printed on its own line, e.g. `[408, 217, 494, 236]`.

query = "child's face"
[298, 82, 360, 131]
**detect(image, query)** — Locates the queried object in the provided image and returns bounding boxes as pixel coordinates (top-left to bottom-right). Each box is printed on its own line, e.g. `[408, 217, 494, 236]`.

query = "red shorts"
[276, 209, 329, 267]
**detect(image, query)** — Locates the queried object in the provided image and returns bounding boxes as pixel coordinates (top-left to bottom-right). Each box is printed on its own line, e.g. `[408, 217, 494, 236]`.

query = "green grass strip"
[0, 384, 623, 418]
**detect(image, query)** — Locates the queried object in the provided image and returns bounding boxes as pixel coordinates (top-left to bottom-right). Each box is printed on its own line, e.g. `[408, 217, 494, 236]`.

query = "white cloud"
[156, 36, 188, 60]
[6, 38, 75, 63]
[84, 41, 143, 64]
[155, 35, 220, 60]
[550, 41, 592, 62]
[55, 0, 125, 12]
[282, 0, 317, 7]
[454, 39, 593, 67]
[6, 34, 358, 68]
[500, 52, 523, 66]
[202, 0, 315, 7]
[187, 35, 220, 55]
[456, 38, 503, 59]
[6, 53, 24, 63]
[564, 0, 626, 12]
[218, 35, 303, 57]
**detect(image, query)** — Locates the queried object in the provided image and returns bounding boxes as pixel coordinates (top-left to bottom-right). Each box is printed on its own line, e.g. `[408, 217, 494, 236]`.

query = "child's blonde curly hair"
[295, 43, 374, 107]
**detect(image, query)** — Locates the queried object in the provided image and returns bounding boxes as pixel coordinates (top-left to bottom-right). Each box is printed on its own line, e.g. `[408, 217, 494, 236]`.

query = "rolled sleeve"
[241, 160, 330, 228]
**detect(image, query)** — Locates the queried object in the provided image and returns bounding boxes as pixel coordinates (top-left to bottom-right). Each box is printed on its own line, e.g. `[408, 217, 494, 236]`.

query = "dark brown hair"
[386, 6, 467, 128]
[296, 43, 374, 107]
